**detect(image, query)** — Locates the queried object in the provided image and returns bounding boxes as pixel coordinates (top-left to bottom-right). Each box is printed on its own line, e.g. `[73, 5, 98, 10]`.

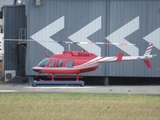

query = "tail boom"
[122, 54, 156, 68]
[97, 43, 156, 68]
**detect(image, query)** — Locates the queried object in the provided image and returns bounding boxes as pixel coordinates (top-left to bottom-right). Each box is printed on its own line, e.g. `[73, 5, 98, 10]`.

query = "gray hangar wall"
[4, 5, 26, 76]
[25, 0, 160, 77]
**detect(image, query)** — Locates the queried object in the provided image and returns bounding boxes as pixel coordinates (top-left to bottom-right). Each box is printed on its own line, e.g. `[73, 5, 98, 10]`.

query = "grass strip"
[0, 93, 159, 120]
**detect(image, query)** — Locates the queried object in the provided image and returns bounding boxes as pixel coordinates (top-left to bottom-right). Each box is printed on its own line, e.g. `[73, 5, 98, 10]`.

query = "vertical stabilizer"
[144, 43, 153, 55]
[143, 43, 154, 68]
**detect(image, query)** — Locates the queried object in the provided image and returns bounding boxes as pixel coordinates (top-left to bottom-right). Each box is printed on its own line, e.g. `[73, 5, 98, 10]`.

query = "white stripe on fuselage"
[34, 56, 120, 71]
[36, 63, 100, 71]
[83, 56, 102, 65]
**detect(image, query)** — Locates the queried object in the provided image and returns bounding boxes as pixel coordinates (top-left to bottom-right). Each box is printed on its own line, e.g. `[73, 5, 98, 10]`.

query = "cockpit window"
[49, 60, 55, 67]
[65, 60, 74, 67]
[57, 60, 63, 67]
[38, 58, 49, 67]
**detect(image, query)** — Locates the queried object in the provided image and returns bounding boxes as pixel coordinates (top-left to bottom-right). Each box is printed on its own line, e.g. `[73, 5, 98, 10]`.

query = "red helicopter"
[32, 42, 156, 82]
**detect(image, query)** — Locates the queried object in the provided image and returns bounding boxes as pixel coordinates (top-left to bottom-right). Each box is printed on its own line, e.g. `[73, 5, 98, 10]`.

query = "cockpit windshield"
[38, 58, 49, 67]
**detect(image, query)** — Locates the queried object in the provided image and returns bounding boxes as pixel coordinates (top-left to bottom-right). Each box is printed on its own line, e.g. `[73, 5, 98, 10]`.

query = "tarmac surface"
[0, 83, 160, 95]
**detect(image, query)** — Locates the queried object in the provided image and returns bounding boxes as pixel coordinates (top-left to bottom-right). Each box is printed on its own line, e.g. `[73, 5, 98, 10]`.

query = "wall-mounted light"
[35, 0, 41, 6]
[16, 0, 24, 5]
[17, 0, 22, 4]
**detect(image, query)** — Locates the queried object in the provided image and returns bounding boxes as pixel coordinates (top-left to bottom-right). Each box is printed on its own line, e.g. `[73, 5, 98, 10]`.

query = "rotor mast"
[68, 43, 71, 51]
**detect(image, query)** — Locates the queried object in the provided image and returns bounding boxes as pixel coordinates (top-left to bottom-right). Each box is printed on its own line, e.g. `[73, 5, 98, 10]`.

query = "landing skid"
[32, 74, 85, 87]
[32, 80, 85, 87]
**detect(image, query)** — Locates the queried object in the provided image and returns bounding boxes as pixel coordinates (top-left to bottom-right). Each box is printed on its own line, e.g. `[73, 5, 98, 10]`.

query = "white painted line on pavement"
[0, 90, 18, 92]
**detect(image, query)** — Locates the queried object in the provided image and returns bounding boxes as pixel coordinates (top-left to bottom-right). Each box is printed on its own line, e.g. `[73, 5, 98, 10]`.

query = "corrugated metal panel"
[4, 5, 26, 75]
[25, 0, 160, 77]
[26, 0, 107, 76]
[107, 0, 160, 77]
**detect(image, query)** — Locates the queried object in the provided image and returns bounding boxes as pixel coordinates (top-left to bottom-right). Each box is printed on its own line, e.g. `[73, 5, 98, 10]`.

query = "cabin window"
[57, 60, 63, 67]
[49, 60, 55, 67]
[38, 58, 49, 67]
[65, 60, 74, 67]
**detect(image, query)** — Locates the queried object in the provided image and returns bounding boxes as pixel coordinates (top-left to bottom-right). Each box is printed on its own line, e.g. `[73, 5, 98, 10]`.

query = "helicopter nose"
[32, 66, 42, 73]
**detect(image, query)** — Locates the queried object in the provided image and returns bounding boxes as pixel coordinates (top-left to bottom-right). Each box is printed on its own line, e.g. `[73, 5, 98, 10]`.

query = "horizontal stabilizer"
[144, 60, 152, 68]
[116, 52, 124, 61]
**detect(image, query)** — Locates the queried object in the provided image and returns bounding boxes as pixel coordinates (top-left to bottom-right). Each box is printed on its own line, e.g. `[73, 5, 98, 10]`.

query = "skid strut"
[51, 74, 54, 81]
[76, 73, 80, 81]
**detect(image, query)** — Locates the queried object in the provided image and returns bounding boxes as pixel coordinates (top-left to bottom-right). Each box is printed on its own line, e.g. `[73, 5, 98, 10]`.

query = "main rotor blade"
[4, 39, 135, 46]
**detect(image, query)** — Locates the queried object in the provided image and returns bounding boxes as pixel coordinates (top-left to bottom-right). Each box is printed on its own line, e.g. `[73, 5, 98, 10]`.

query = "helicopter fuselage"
[32, 50, 99, 74]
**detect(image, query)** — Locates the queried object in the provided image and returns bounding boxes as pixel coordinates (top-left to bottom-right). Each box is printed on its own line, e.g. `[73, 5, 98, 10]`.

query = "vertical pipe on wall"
[104, 77, 109, 86]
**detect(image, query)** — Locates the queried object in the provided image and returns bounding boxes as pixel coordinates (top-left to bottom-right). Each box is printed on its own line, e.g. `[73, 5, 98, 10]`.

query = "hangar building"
[2, 0, 160, 85]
